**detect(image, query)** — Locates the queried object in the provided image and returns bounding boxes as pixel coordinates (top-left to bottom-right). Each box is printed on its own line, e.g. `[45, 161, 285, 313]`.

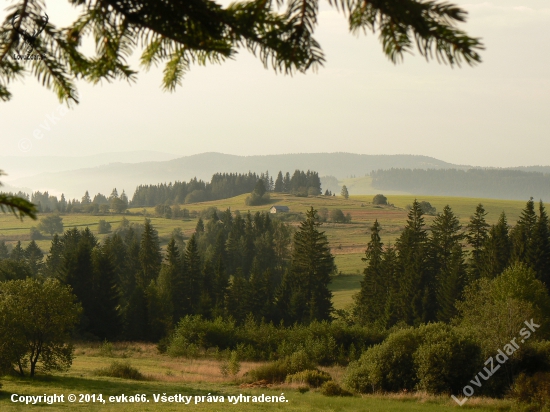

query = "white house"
[269, 205, 289, 214]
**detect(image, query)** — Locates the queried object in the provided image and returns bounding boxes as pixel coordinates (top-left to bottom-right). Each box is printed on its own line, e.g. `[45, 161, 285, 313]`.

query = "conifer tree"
[184, 234, 202, 314]
[274, 172, 284, 192]
[466, 203, 490, 280]
[24, 240, 43, 276]
[341, 185, 349, 199]
[480, 212, 511, 278]
[43, 234, 63, 277]
[531, 201, 550, 291]
[354, 220, 386, 325]
[90, 247, 121, 339]
[138, 219, 162, 288]
[429, 205, 465, 321]
[511, 198, 538, 265]
[395, 199, 429, 325]
[0, 241, 8, 259]
[226, 269, 250, 324]
[10, 241, 24, 261]
[287, 207, 334, 323]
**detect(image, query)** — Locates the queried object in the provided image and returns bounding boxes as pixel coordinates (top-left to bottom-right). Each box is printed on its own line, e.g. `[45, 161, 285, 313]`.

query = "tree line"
[371, 168, 550, 200]
[0, 208, 335, 342]
[353, 198, 550, 327]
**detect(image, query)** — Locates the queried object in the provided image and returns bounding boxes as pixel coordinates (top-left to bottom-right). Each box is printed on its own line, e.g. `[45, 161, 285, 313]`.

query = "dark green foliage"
[372, 194, 387, 205]
[343, 324, 481, 395]
[320, 381, 353, 397]
[509, 372, 550, 411]
[329, 208, 351, 223]
[29, 227, 43, 240]
[0, 259, 32, 281]
[511, 198, 538, 265]
[98, 219, 112, 234]
[480, 212, 511, 278]
[0, 241, 8, 259]
[10, 241, 24, 261]
[37, 214, 64, 236]
[286, 369, 332, 387]
[93, 361, 145, 380]
[247, 351, 314, 383]
[340, 185, 349, 199]
[466, 203, 490, 280]
[167, 315, 384, 363]
[138, 219, 162, 288]
[285, 208, 334, 324]
[24, 240, 43, 276]
[354, 220, 386, 325]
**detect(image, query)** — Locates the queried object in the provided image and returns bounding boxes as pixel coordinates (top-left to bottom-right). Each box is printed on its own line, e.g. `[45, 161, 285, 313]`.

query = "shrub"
[99, 340, 115, 357]
[97, 220, 111, 234]
[509, 372, 550, 411]
[413, 325, 481, 394]
[93, 361, 145, 380]
[343, 326, 421, 393]
[245, 192, 270, 206]
[29, 227, 43, 240]
[286, 369, 332, 387]
[220, 350, 241, 377]
[372, 194, 387, 205]
[320, 381, 352, 397]
[248, 350, 314, 383]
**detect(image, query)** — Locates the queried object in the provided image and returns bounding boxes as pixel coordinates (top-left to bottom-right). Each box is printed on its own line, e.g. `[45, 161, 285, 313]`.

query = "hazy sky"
[1, 0, 549, 167]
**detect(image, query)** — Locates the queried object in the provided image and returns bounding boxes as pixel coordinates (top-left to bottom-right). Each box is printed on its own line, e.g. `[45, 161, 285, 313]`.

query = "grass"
[0, 343, 514, 411]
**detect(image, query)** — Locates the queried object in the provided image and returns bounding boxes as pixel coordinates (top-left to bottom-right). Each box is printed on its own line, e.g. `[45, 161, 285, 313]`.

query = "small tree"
[373, 194, 388, 205]
[0, 278, 81, 377]
[98, 220, 112, 234]
[37, 214, 64, 236]
[341, 185, 349, 199]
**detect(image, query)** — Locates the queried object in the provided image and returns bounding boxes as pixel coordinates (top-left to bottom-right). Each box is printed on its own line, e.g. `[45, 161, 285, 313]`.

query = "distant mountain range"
[1, 151, 549, 200]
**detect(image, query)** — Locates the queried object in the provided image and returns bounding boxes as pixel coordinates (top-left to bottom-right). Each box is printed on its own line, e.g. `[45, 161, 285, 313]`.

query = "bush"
[414, 325, 481, 394]
[29, 227, 43, 240]
[248, 350, 314, 383]
[93, 361, 146, 380]
[343, 326, 421, 393]
[372, 194, 387, 205]
[509, 372, 550, 411]
[343, 323, 482, 395]
[220, 350, 241, 377]
[286, 369, 332, 387]
[329, 209, 351, 223]
[245, 192, 270, 206]
[320, 381, 352, 397]
[97, 220, 111, 234]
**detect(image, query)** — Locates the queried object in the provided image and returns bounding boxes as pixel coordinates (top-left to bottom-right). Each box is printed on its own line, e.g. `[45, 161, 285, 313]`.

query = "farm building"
[269, 205, 289, 214]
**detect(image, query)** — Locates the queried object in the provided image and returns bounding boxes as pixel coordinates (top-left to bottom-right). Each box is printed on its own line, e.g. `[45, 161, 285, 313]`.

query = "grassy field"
[0, 343, 514, 411]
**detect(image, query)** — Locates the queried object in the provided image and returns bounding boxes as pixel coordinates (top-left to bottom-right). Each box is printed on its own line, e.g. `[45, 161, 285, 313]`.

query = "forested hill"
[371, 168, 550, 201]
[6, 152, 464, 198]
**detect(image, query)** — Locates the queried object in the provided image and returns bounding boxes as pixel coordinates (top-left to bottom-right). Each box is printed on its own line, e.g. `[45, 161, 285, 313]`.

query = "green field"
[0, 343, 514, 411]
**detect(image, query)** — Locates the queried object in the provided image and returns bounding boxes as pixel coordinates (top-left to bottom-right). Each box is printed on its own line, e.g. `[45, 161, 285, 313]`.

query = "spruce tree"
[466, 203, 490, 280]
[511, 198, 537, 265]
[0, 241, 9, 259]
[429, 205, 465, 321]
[10, 241, 24, 261]
[90, 247, 121, 339]
[354, 220, 386, 325]
[138, 219, 162, 288]
[43, 234, 63, 277]
[184, 233, 202, 314]
[288, 207, 334, 323]
[480, 212, 511, 278]
[24, 240, 44, 276]
[531, 201, 550, 291]
[395, 199, 429, 325]
[274, 172, 284, 192]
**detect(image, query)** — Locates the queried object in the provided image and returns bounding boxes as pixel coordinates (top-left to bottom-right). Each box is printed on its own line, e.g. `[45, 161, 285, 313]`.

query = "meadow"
[0, 342, 514, 411]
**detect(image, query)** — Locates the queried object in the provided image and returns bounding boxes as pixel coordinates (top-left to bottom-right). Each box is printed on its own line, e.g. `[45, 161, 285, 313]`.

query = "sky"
[1, 0, 549, 167]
